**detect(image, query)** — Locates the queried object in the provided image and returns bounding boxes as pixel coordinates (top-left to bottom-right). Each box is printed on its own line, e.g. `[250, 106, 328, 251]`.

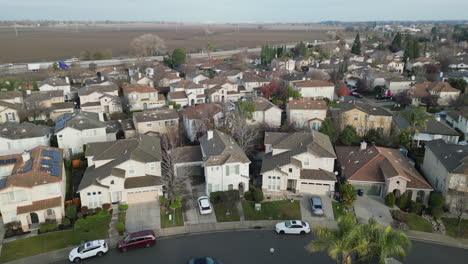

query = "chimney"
[360, 141, 367, 151]
[65, 76, 70, 84]
[138, 72, 142, 79]
[98, 112, 105, 121]
[149, 80, 154, 88]
[22, 151, 30, 162]
[435, 115, 441, 122]
[26, 89, 31, 95]
[207, 130, 213, 140]
[411, 75, 415, 81]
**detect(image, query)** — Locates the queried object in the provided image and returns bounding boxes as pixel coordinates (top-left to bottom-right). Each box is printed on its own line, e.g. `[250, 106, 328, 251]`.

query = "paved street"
[50, 230, 468, 264]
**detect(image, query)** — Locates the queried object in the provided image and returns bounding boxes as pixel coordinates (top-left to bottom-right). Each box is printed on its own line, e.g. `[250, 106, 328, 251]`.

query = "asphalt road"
[52, 230, 468, 264]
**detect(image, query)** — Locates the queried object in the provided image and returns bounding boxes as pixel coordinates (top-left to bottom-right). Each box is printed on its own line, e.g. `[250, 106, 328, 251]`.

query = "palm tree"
[399, 105, 433, 145]
[307, 213, 367, 264]
[367, 222, 411, 264]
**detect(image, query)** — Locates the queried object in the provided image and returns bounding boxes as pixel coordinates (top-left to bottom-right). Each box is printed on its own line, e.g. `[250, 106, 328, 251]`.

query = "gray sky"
[1, 0, 467, 22]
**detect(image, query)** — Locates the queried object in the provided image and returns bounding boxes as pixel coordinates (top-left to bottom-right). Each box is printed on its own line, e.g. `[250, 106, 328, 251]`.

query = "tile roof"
[425, 139, 467, 174]
[340, 101, 392, 116]
[123, 84, 156, 94]
[242, 73, 268, 83]
[0, 91, 22, 100]
[288, 98, 327, 110]
[40, 77, 68, 87]
[0, 122, 51, 140]
[393, 113, 459, 136]
[295, 80, 334, 88]
[252, 97, 280, 112]
[0, 101, 22, 110]
[336, 146, 432, 189]
[55, 111, 107, 133]
[200, 77, 235, 86]
[170, 80, 203, 89]
[300, 169, 337, 181]
[124, 175, 162, 189]
[78, 83, 119, 96]
[410, 82, 460, 98]
[133, 108, 179, 122]
[199, 130, 250, 166]
[17, 197, 62, 215]
[181, 104, 222, 119]
[168, 91, 187, 100]
[172, 145, 203, 163]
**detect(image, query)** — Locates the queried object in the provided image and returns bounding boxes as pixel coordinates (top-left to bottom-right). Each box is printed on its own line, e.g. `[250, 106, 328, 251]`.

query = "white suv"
[197, 196, 213, 215]
[69, 240, 108, 262]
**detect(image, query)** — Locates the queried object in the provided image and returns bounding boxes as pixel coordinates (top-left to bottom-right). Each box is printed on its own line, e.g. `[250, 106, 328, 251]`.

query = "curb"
[406, 234, 468, 249]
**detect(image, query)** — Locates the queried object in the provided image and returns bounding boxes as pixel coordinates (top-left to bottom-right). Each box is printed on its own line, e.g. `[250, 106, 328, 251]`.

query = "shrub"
[62, 218, 71, 227]
[81, 206, 89, 215]
[397, 192, 409, 210]
[74, 218, 88, 232]
[339, 183, 357, 207]
[116, 222, 125, 233]
[244, 190, 253, 201]
[4, 221, 22, 231]
[39, 220, 58, 233]
[118, 203, 129, 211]
[94, 207, 102, 214]
[429, 193, 444, 208]
[431, 207, 444, 219]
[210, 191, 222, 204]
[65, 205, 77, 220]
[102, 203, 111, 211]
[409, 201, 423, 215]
[77, 212, 83, 219]
[159, 196, 169, 208]
[252, 188, 264, 202]
[385, 193, 396, 207]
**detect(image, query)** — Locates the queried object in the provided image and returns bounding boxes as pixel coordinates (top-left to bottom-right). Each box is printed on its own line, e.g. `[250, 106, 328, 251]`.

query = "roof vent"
[456, 149, 463, 153]
[21, 129, 26, 133]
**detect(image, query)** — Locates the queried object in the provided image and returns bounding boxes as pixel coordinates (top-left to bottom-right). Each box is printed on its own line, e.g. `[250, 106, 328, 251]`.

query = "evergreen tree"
[295, 41, 307, 57]
[390, 32, 402, 52]
[171, 48, 186, 67]
[351, 33, 361, 55]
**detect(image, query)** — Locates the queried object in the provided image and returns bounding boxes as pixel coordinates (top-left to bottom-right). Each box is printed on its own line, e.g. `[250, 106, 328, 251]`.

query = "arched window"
[416, 191, 425, 203]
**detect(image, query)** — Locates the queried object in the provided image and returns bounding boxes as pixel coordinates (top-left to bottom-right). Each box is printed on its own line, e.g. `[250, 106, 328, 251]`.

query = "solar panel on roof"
[41, 159, 54, 165]
[40, 166, 52, 172]
[21, 158, 34, 173]
[0, 160, 4, 165]
[51, 166, 60, 177]
[0, 178, 7, 189]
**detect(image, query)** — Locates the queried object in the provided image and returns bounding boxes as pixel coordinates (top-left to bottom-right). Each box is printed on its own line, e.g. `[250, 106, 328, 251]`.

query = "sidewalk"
[406, 230, 468, 249]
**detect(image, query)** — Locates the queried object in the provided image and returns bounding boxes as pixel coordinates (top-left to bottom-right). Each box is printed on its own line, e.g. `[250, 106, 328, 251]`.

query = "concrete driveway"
[300, 195, 334, 223]
[125, 201, 161, 232]
[354, 196, 394, 226]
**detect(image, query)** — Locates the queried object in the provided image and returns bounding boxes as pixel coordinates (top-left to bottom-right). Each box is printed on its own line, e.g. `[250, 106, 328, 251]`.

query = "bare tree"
[228, 105, 258, 157]
[454, 193, 468, 225]
[129, 34, 167, 58]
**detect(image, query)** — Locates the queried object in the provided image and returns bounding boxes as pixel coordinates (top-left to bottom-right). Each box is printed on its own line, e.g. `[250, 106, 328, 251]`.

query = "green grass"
[242, 200, 301, 221]
[332, 201, 348, 220]
[442, 218, 468, 239]
[160, 207, 184, 228]
[0, 220, 109, 262]
[213, 203, 240, 222]
[391, 210, 432, 232]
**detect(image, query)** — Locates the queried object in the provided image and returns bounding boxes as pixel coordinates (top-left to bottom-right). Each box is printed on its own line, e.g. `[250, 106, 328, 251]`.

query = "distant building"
[293, 80, 335, 100]
[287, 98, 327, 130]
[133, 108, 179, 135]
[0, 122, 51, 156]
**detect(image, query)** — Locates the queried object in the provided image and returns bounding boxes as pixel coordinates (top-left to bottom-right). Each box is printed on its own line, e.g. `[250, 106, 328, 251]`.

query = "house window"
[228, 184, 234, 190]
[110, 180, 114, 185]
[10, 216, 17, 222]
[98, 191, 102, 195]
[304, 158, 309, 166]
[353, 114, 359, 121]
[234, 164, 240, 175]
[129, 164, 135, 175]
[225, 166, 230, 176]
[147, 123, 152, 127]
[150, 163, 156, 171]
[87, 192, 91, 196]
[208, 184, 213, 193]
[369, 115, 376, 121]
[46, 209, 55, 216]
[289, 168, 293, 173]
[267, 176, 281, 191]
[8, 192, 16, 201]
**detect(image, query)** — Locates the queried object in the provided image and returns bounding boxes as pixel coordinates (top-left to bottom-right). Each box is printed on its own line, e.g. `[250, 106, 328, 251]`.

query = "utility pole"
[14, 23, 18, 37]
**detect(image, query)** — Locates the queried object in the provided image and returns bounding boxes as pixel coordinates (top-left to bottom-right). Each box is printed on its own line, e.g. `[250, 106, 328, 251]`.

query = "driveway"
[179, 166, 217, 225]
[125, 201, 161, 232]
[354, 196, 394, 226]
[300, 195, 334, 223]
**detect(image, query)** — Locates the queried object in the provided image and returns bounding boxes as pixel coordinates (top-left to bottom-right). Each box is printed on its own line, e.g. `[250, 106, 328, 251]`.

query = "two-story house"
[339, 101, 393, 136]
[182, 104, 224, 142]
[0, 147, 66, 231]
[199, 130, 250, 195]
[78, 83, 123, 115]
[293, 80, 336, 100]
[261, 131, 337, 196]
[0, 122, 51, 155]
[408, 82, 461, 106]
[446, 107, 468, 140]
[422, 140, 467, 213]
[287, 98, 328, 130]
[39, 77, 72, 101]
[78, 134, 163, 207]
[0, 101, 21, 124]
[123, 84, 165, 111]
[133, 108, 179, 135]
[55, 111, 117, 157]
[248, 97, 282, 128]
[238, 73, 269, 94]
[167, 80, 206, 107]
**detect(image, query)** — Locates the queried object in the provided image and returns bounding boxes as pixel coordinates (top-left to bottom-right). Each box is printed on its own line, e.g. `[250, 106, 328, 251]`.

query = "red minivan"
[116, 230, 156, 252]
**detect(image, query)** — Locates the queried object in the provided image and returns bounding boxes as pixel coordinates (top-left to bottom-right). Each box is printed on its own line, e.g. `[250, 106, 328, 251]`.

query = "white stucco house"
[238, 73, 269, 93]
[0, 122, 51, 156]
[248, 97, 282, 128]
[293, 80, 336, 100]
[0, 147, 66, 231]
[261, 131, 337, 196]
[78, 83, 123, 115]
[132, 108, 179, 135]
[446, 108, 468, 139]
[55, 111, 117, 157]
[287, 98, 328, 130]
[78, 134, 163, 208]
[182, 104, 224, 142]
[199, 130, 251, 195]
[39, 77, 72, 101]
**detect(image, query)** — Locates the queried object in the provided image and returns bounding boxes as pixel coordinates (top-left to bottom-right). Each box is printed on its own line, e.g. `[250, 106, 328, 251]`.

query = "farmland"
[0, 23, 347, 63]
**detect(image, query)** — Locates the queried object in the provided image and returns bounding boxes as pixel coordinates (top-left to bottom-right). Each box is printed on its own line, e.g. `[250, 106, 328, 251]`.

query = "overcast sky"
[1, 0, 467, 22]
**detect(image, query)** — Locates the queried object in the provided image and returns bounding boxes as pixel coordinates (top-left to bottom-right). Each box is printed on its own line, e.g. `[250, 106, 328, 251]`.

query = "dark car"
[351, 92, 363, 98]
[187, 258, 223, 264]
[116, 230, 156, 252]
[375, 94, 393, 100]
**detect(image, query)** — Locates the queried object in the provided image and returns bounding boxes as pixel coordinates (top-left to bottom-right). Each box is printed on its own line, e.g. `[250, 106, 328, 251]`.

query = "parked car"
[187, 257, 223, 264]
[65, 57, 79, 63]
[197, 196, 213, 215]
[275, 220, 310, 234]
[117, 230, 156, 252]
[310, 197, 324, 215]
[351, 92, 363, 98]
[375, 94, 392, 100]
[68, 240, 108, 263]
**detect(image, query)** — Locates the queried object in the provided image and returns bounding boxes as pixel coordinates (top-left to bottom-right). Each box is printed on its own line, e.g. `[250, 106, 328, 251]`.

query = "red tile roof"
[17, 197, 62, 214]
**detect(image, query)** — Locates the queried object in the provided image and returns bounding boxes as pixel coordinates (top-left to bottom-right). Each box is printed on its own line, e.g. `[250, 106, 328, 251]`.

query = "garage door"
[299, 182, 330, 195]
[127, 189, 159, 204]
[351, 183, 383, 196]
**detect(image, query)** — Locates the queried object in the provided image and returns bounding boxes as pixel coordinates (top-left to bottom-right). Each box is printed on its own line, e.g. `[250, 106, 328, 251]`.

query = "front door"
[111, 191, 122, 203]
[30, 212, 39, 224]
[287, 180, 297, 191]
[143, 103, 148, 110]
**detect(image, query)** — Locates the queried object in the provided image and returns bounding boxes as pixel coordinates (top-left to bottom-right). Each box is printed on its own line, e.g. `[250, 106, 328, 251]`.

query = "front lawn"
[443, 218, 468, 239]
[213, 204, 240, 222]
[390, 210, 432, 232]
[242, 200, 301, 221]
[332, 201, 348, 220]
[0, 220, 109, 263]
[160, 207, 184, 228]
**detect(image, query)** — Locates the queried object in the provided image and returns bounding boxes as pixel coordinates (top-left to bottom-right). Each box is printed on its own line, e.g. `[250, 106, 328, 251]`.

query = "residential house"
[287, 98, 327, 130]
[446, 108, 468, 139]
[281, 72, 309, 87]
[201, 77, 239, 102]
[0, 101, 21, 124]
[405, 58, 436, 71]
[408, 82, 461, 106]
[55, 111, 117, 157]
[158, 72, 182, 87]
[339, 101, 393, 136]
[422, 140, 467, 213]
[0, 122, 51, 155]
[48, 102, 76, 121]
[133, 108, 179, 135]
[186, 72, 209, 84]
[248, 97, 282, 128]
[293, 80, 336, 100]
[199, 130, 250, 195]
[78, 83, 123, 114]
[393, 114, 460, 147]
[384, 77, 415, 95]
[271, 58, 296, 72]
[78, 134, 163, 207]
[0, 147, 66, 231]
[220, 70, 242, 83]
[336, 143, 433, 203]
[238, 73, 269, 94]
[100, 68, 127, 81]
[0, 91, 23, 104]
[385, 60, 405, 73]
[123, 84, 165, 111]
[448, 55, 468, 71]
[261, 131, 337, 196]
[38, 77, 72, 100]
[168, 80, 206, 107]
[182, 104, 224, 142]
[24, 90, 68, 121]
